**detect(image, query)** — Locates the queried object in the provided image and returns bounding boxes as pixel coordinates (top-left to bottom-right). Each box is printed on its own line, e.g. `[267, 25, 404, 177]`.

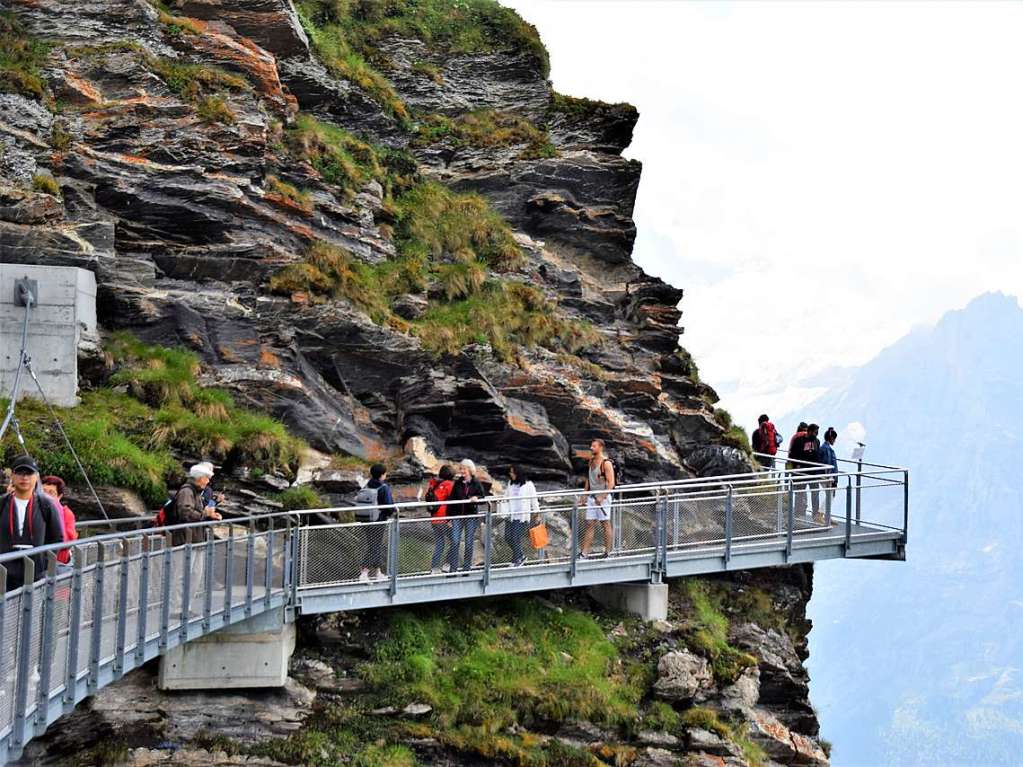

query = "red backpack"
[759, 422, 778, 455]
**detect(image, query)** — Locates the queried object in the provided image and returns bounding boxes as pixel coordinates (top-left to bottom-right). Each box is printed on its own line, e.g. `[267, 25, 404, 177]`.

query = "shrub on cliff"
[0, 12, 50, 100]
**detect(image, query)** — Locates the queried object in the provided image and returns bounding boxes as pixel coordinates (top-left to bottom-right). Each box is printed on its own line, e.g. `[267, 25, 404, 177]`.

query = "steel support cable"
[0, 290, 33, 445]
[1, 287, 111, 523]
[23, 358, 110, 523]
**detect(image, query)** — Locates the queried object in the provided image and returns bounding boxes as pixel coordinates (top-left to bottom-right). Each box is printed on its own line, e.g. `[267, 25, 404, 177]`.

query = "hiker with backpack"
[786, 422, 808, 471]
[450, 459, 486, 572]
[355, 463, 396, 583]
[751, 414, 782, 469]
[581, 438, 616, 559]
[426, 465, 456, 574]
[168, 462, 221, 546]
[791, 424, 823, 518]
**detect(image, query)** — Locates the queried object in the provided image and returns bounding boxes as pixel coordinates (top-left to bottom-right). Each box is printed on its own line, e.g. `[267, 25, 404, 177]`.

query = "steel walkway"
[0, 453, 907, 763]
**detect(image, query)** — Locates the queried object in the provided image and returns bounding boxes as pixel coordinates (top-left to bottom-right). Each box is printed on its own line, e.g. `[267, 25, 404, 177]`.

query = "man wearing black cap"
[0, 456, 66, 590]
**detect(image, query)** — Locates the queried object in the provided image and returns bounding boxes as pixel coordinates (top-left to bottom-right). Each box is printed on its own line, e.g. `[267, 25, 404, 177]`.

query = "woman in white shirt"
[502, 464, 541, 566]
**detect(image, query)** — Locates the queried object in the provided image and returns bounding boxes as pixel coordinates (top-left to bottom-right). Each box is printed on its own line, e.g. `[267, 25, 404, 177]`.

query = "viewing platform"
[0, 452, 907, 763]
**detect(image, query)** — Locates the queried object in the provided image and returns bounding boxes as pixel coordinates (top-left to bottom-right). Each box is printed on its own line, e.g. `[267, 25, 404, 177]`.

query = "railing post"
[245, 519, 256, 618]
[179, 534, 193, 643]
[113, 540, 131, 679]
[223, 526, 234, 626]
[654, 490, 667, 580]
[0, 568, 8, 709]
[159, 533, 172, 652]
[88, 546, 106, 693]
[388, 515, 399, 598]
[483, 502, 493, 592]
[902, 469, 909, 544]
[824, 477, 833, 527]
[13, 556, 36, 750]
[569, 497, 579, 581]
[288, 519, 299, 609]
[845, 477, 853, 554]
[265, 518, 275, 608]
[35, 553, 58, 729]
[724, 486, 733, 566]
[63, 551, 83, 711]
[202, 531, 214, 633]
[136, 536, 152, 668]
[855, 458, 863, 522]
[672, 493, 679, 548]
[785, 481, 794, 560]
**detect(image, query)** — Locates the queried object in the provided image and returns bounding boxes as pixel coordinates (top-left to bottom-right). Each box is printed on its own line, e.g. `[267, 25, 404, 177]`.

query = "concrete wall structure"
[0, 264, 97, 407]
[158, 608, 297, 691]
[589, 581, 669, 622]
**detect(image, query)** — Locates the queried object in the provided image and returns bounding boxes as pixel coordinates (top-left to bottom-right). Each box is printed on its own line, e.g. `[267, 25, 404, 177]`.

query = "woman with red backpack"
[426, 465, 455, 574]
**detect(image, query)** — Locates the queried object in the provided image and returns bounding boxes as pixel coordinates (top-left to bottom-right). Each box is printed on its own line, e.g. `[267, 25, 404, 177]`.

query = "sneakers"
[431, 567, 442, 575]
[358, 569, 371, 583]
[512, 557, 526, 568]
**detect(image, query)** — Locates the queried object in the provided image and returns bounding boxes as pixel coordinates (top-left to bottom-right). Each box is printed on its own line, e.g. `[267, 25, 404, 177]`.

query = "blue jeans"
[431, 524, 451, 570]
[449, 517, 479, 570]
[505, 520, 528, 563]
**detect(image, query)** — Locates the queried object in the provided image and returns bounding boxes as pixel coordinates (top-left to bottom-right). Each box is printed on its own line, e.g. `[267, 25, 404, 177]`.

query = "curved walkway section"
[0, 455, 907, 763]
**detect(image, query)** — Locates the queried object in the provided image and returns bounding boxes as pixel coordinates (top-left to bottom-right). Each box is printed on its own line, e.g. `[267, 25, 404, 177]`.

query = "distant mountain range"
[790, 292, 1023, 765]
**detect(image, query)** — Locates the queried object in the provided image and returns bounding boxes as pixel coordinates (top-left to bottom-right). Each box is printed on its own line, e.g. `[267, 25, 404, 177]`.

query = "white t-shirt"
[13, 497, 28, 537]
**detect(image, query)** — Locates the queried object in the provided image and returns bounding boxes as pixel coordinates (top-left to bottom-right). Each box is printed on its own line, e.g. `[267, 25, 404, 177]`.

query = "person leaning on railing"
[168, 462, 221, 546]
[500, 464, 541, 568]
[0, 456, 65, 591]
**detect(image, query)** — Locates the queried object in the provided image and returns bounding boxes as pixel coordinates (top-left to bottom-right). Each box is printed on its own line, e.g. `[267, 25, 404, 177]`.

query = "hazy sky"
[505, 0, 1023, 428]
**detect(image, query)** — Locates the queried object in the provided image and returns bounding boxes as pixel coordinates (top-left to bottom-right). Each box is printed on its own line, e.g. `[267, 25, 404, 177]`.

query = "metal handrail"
[0, 459, 909, 764]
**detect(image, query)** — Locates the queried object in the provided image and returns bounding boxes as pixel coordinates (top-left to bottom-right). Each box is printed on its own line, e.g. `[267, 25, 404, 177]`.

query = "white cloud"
[505, 0, 1023, 427]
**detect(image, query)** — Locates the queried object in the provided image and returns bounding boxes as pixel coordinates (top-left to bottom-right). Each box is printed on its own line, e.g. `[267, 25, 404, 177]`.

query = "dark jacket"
[0, 490, 66, 590]
[366, 478, 396, 521]
[790, 433, 823, 470]
[450, 476, 486, 516]
[169, 480, 207, 546]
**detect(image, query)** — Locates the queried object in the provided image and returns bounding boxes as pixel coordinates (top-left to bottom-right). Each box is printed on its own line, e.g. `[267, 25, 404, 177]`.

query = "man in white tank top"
[581, 438, 615, 558]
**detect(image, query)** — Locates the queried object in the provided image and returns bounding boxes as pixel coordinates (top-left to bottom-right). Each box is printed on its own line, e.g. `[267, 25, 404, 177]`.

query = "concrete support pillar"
[589, 581, 669, 622]
[0, 264, 97, 407]
[158, 608, 296, 690]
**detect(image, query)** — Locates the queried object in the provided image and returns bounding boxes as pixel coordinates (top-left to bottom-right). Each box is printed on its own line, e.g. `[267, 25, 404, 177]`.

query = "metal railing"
[0, 454, 908, 762]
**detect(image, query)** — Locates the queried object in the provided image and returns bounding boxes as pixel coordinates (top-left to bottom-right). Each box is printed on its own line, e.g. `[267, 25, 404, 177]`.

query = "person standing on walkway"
[0, 456, 65, 591]
[791, 424, 822, 517]
[357, 464, 396, 583]
[40, 475, 78, 565]
[426, 465, 455, 574]
[168, 462, 221, 546]
[581, 438, 615, 558]
[817, 427, 839, 524]
[502, 464, 540, 567]
[450, 459, 485, 572]
[752, 414, 781, 469]
[786, 422, 808, 470]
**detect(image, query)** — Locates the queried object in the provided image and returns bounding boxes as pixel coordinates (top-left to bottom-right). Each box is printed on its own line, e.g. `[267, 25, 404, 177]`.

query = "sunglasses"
[12, 468, 36, 476]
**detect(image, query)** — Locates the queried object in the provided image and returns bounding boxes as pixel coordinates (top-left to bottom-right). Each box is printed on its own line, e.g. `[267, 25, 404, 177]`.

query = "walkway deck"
[0, 455, 907, 763]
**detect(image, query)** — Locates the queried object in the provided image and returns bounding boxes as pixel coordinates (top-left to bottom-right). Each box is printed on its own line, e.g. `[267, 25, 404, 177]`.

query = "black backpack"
[600, 457, 623, 487]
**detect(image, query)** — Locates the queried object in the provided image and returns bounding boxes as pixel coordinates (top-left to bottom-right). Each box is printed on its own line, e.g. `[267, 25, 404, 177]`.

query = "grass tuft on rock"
[31, 174, 60, 197]
[682, 580, 757, 685]
[0, 12, 50, 100]
[414, 110, 557, 159]
[145, 55, 248, 124]
[361, 598, 647, 732]
[297, 0, 548, 75]
[276, 485, 326, 511]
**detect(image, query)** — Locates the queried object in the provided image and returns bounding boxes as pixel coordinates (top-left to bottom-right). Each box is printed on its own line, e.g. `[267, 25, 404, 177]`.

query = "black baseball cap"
[10, 456, 39, 474]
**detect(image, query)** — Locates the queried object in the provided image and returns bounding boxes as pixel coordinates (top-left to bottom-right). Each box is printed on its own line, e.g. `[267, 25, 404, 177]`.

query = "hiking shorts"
[585, 495, 612, 522]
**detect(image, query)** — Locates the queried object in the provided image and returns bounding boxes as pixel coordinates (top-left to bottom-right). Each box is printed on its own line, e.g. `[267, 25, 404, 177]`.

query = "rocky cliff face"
[1, 2, 827, 765]
[1, 0, 745, 493]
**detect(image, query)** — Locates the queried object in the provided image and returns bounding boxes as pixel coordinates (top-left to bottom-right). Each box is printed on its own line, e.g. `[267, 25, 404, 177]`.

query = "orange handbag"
[528, 522, 549, 549]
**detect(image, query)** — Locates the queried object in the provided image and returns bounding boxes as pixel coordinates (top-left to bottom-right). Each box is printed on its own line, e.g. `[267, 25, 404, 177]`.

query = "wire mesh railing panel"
[300, 522, 391, 587]
[22, 588, 45, 719]
[143, 544, 166, 643]
[666, 495, 727, 547]
[0, 593, 20, 736]
[614, 497, 660, 556]
[44, 570, 74, 700]
[271, 530, 287, 592]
